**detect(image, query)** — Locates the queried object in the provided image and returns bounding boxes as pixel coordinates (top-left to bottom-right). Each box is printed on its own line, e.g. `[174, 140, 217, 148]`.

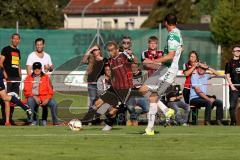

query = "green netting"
[0, 28, 219, 70]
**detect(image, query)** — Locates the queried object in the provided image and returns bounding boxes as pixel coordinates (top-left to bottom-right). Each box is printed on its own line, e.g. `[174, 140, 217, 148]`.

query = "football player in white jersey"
[138, 13, 183, 135]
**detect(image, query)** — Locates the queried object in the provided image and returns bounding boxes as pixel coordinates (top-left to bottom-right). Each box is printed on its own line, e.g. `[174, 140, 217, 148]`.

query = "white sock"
[157, 100, 169, 116]
[146, 103, 158, 131]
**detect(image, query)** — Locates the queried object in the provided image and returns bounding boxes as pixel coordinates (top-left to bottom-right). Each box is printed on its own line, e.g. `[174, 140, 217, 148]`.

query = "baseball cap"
[32, 62, 42, 70]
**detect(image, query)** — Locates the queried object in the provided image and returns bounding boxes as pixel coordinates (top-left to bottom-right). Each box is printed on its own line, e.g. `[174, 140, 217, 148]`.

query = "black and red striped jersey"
[108, 53, 133, 90]
[141, 50, 163, 61]
[141, 49, 163, 76]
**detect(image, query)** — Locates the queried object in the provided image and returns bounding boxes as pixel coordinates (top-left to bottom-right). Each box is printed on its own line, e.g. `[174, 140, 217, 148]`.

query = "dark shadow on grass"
[110, 128, 122, 131]
[81, 127, 122, 131]
[82, 127, 102, 131]
[129, 130, 160, 135]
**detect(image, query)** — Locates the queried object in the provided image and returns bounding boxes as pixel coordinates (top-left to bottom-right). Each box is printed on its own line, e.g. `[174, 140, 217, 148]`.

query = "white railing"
[14, 70, 230, 119]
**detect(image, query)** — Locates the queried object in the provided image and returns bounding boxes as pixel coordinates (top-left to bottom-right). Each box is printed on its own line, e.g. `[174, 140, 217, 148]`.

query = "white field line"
[0, 133, 239, 137]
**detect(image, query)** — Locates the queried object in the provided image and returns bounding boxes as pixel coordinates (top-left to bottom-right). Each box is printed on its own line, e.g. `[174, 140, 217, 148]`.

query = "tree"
[0, 0, 68, 29]
[211, 0, 240, 45]
[192, 0, 218, 23]
[210, 0, 240, 67]
[141, 0, 198, 28]
[141, 0, 219, 28]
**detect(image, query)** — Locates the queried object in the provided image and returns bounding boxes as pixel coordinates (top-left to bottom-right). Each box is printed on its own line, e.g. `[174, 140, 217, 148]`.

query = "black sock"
[82, 108, 97, 122]
[104, 115, 115, 127]
[10, 96, 28, 111]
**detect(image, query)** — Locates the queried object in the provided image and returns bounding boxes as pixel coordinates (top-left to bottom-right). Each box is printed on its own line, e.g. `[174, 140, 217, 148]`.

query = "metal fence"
[16, 70, 230, 122]
[0, 28, 220, 70]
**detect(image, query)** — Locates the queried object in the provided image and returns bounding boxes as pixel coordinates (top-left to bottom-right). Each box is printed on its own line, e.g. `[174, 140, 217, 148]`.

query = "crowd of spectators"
[1, 33, 239, 127]
[83, 35, 239, 126]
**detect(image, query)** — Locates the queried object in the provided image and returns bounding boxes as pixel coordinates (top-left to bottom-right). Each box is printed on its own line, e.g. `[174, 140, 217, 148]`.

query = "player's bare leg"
[4, 102, 10, 126]
[108, 107, 118, 116]
[94, 99, 105, 110]
[138, 84, 149, 95]
[139, 84, 174, 116]
[0, 90, 32, 124]
[140, 82, 175, 135]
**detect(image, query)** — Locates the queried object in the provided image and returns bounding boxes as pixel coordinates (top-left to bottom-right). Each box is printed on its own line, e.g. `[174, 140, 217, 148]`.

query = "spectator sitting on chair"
[189, 63, 223, 125]
[126, 63, 149, 126]
[96, 64, 114, 124]
[182, 51, 199, 104]
[24, 62, 58, 126]
[97, 64, 112, 96]
[166, 84, 190, 126]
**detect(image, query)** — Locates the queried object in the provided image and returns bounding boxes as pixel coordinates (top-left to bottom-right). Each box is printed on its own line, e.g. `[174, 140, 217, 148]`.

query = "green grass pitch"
[0, 125, 240, 160]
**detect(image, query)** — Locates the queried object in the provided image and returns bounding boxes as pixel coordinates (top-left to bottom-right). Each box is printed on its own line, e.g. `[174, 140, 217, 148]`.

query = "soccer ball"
[68, 119, 82, 131]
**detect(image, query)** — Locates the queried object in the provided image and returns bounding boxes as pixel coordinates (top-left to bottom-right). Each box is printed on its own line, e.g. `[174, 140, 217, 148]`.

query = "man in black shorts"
[0, 33, 22, 124]
[82, 41, 134, 130]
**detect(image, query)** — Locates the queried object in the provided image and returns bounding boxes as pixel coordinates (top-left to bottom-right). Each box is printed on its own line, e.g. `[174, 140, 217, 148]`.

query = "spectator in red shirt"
[182, 51, 199, 104]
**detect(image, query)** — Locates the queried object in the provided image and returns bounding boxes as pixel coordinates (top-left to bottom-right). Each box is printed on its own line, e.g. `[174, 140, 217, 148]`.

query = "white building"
[63, 0, 156, 29]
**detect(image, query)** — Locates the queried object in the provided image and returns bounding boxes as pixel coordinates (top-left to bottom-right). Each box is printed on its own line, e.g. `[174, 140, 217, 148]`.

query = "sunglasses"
[92, 49, 100, 52]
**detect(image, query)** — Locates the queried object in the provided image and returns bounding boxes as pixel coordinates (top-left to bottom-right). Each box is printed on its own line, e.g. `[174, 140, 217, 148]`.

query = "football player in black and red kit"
[82, 41, 135, 130]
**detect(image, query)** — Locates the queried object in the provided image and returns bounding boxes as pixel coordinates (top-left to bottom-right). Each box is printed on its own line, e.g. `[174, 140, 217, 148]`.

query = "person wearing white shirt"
[26, 38, 53, 75]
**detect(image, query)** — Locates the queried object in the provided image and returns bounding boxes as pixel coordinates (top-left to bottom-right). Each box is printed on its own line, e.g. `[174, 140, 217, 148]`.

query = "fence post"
[224, 77, 230, 119]
[158, 23, 162, 50]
